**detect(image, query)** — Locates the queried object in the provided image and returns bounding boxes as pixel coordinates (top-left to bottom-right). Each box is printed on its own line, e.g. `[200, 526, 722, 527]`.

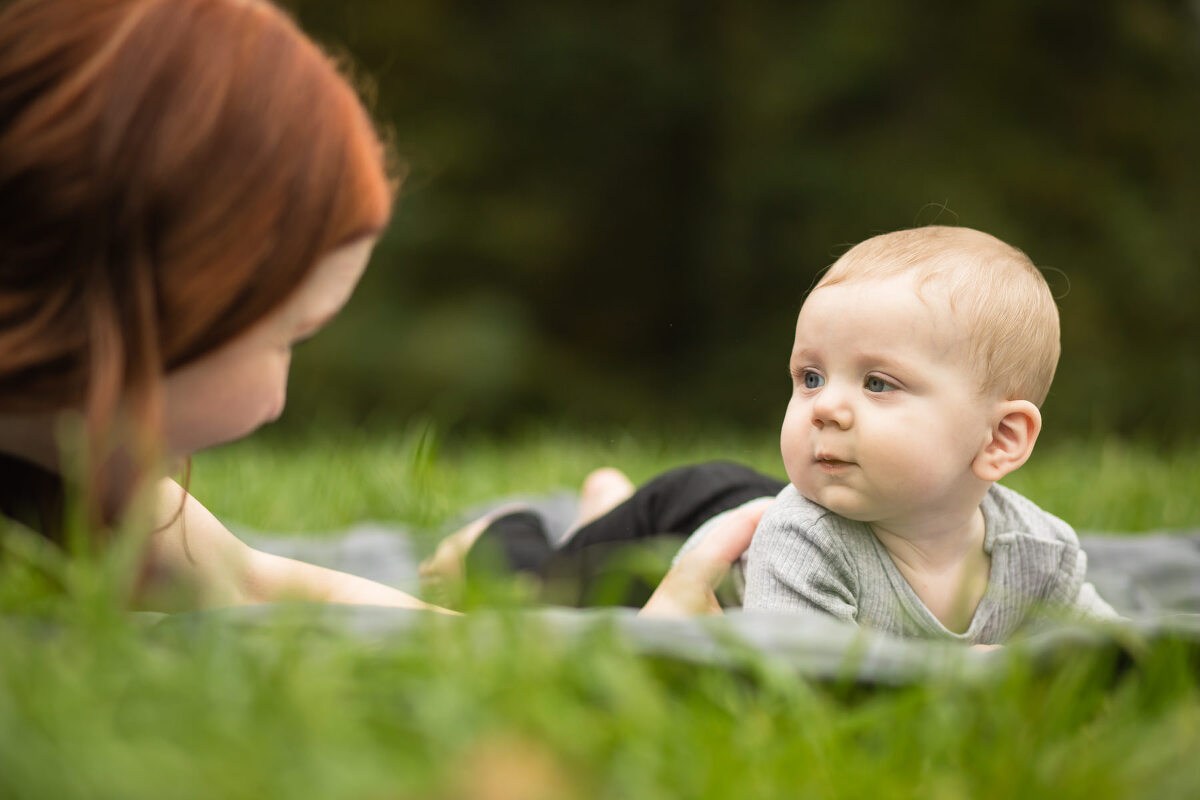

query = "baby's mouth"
[815, 455, 855, 473]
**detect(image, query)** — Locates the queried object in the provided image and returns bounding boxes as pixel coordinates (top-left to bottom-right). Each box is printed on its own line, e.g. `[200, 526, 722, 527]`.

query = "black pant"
[466, 461, 786, 607]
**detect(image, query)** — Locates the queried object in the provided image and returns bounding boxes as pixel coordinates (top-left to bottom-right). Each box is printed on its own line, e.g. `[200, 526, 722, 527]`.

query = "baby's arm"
[742, 504, 858, 622]
[1055, 549, 1122, 624]
[1072, 581, 1121, 620]
[132, 478, 445, 613]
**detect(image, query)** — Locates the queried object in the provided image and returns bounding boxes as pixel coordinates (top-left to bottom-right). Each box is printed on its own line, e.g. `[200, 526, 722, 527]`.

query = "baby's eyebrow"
[789, 347, 918, 375]
[790, 347, 819, 362]
[855, 351, 919, 374]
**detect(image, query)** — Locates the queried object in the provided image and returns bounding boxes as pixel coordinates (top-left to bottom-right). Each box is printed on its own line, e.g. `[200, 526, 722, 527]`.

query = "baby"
[422, 225, 1118, 644]
[742, 225, 1119, 643]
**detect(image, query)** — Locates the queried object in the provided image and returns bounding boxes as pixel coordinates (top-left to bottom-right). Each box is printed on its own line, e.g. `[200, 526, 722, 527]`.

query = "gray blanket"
[228, 497, 1200, 683]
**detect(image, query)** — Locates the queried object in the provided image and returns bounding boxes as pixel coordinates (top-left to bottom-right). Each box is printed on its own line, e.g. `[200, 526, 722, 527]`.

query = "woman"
[0, 0, 753, 614]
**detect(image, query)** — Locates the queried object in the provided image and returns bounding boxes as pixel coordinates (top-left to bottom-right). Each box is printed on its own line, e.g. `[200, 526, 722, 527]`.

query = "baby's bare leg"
[560, 467, 635, 544]
[419, 467, 635, 592]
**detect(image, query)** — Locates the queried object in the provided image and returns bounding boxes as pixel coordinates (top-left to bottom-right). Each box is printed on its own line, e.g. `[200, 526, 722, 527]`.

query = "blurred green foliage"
[6, 433, 1200, 799]
[278, 0, 1200, 442]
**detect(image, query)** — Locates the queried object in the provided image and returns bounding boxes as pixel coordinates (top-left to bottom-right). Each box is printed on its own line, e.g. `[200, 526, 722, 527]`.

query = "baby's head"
[782, 226, 1059, 527]
[815, 226, 1060, 406]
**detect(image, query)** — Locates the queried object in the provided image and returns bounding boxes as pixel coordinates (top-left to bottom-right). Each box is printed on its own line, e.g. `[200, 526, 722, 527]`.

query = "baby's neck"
[870, 507, 986, 571]
[871, 507, 990, 634]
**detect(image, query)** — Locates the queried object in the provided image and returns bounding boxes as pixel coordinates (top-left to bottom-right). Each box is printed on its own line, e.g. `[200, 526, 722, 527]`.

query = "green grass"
[2, 428, 1200, 799]
[186, 422, 786, 535]
[187, 424, 1200, 535]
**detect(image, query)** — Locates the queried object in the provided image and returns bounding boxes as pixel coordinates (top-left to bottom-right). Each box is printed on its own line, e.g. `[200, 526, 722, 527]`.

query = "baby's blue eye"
[866, 376, 896, 393]
[804, 371, 825, 389]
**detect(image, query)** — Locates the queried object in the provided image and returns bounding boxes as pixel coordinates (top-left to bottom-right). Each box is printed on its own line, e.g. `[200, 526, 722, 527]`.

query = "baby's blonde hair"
[815, 226, 1060, 405]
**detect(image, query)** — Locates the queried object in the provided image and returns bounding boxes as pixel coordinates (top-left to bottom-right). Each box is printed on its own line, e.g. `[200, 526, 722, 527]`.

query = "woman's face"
[162, 237, 376, 456]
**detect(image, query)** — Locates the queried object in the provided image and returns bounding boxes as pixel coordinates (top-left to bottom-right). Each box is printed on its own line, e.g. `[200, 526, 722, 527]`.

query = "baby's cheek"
[856, 421, 916, 474]
[779, 412, 809, 483]
[878, 436, 952, 495]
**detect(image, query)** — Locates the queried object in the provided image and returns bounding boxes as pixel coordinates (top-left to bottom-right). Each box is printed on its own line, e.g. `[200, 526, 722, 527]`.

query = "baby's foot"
[559, 467, 635, 544]
[419, 502, 529, 606]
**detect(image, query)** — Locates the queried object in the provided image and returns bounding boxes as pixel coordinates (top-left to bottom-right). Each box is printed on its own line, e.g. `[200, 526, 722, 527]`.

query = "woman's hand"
[639, 499, 771, 618]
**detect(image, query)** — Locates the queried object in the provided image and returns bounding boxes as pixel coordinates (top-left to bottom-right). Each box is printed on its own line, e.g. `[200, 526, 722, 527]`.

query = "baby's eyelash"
[864, 374, 899, 392]
[790, 366, 817, 382]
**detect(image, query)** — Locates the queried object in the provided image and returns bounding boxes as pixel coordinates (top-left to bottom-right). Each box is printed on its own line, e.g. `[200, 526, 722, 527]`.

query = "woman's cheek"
[263, 382, 287, 422]
[266, 350, 293, 420]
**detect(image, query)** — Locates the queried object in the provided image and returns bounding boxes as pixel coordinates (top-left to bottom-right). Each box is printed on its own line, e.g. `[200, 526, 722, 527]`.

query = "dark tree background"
[277, 0, 1200, 444]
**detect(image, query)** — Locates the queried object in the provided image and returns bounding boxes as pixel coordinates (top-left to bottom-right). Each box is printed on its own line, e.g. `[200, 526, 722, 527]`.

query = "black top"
[0, 450, 64, 545]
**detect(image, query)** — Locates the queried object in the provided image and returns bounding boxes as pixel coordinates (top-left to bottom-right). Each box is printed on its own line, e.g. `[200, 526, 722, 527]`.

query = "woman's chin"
[167, 419, 269, 460]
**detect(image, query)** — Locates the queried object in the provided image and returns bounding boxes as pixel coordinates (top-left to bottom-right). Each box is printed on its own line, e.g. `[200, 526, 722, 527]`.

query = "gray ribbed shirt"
[742, 483, 1119, 645]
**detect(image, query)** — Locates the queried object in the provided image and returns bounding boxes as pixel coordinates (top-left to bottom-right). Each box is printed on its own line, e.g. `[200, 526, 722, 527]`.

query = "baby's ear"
[972, 400, 1042, 482]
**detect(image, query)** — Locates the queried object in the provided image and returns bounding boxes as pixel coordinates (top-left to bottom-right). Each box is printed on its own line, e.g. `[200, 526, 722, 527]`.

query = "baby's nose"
[811, 385, 853, 429]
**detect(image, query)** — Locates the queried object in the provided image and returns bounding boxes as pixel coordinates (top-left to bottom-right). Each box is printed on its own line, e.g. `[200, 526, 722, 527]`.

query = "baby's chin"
[794, 482, 878, 522]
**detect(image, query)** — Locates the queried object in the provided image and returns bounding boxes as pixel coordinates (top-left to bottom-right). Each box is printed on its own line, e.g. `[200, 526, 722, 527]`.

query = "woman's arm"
[639, 500, 768, 617]
[132, 478, 448, 613]
[135, 478, 766, 618]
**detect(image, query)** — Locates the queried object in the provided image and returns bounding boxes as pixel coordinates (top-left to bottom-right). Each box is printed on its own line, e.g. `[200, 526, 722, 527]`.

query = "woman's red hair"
[0, 0, 395, 537]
